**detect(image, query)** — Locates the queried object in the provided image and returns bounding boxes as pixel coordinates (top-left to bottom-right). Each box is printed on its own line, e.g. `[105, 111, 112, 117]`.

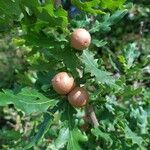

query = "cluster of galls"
[52, 72, 88, 107]
[52, 28, 91, 108]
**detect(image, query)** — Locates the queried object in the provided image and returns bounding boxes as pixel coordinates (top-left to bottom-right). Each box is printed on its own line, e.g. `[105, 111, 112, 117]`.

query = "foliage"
[0, 0, 149, 149]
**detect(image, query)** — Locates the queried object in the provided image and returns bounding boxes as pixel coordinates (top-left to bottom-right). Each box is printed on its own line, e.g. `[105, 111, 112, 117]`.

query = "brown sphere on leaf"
[52, 72, 75, 95]
[68, 87, 89, 107]
[71, 28, 91, 50]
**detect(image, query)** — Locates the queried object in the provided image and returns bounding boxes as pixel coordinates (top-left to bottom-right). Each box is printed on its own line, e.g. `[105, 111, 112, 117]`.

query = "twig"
[136, 21, 145, 51]
[85, 104, 99, 128]
[139, 21, 144, 38]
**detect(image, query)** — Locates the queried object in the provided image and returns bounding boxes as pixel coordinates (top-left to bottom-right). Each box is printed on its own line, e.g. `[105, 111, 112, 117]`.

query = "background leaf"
[91, 127, 113, 145]
[80, 50, 115, 86]
[25, 113, 53, 149]
[0, 87, 58, 114]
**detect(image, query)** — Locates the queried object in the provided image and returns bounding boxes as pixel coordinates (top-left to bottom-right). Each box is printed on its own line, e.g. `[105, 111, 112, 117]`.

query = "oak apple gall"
[71, 28, 91, 50]
[68, 87, 88, 107]
[52, 72, 75, 95]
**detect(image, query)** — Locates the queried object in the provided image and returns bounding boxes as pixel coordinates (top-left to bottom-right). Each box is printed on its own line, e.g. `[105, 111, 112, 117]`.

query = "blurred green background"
[0, 0, 149, 149]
